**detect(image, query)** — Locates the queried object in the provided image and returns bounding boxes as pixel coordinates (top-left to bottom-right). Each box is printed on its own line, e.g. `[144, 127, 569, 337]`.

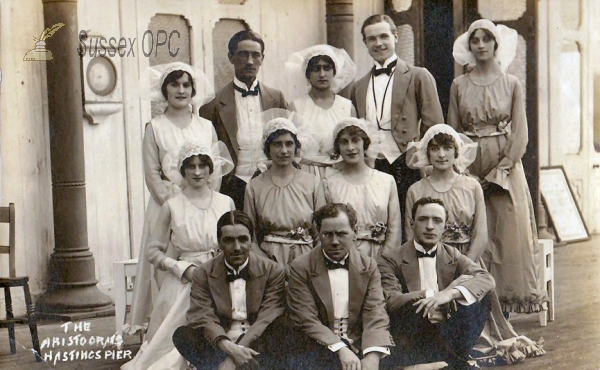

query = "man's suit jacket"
[287, 246, 393, 350]
[187, 252, 285, 348]
[199, 81, 288, 166]
[378, 240, 495, 312]
[350, 60, 444, 153]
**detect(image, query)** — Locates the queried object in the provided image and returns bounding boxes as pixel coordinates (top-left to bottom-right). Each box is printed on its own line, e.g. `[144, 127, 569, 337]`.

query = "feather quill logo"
[23, 23, 65, 61]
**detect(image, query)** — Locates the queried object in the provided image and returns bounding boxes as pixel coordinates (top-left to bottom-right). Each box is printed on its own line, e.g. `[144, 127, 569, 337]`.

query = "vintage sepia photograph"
[0, 0, 598, 369]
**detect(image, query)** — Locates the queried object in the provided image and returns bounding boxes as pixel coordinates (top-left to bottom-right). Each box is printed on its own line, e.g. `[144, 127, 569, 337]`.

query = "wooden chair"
[0, 203, 41, 361]
[113, 258, 143, 348]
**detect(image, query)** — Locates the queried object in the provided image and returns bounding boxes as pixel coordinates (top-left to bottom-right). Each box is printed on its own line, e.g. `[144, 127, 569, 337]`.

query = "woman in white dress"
[405, 124, 545, 365]
[316, 117, 400, 259]
[125, 62, 218, 336]
[122, 142, 235, 370]
[286, 45, 357, 180]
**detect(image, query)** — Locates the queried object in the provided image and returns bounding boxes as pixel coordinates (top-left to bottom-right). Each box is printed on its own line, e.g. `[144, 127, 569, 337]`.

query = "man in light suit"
[378, 197, 494, 370]
[172, 210, 286, 369]
[351, 14, 444, 242]
[200, 30, 288, 210]
[287, 203, 394, 370]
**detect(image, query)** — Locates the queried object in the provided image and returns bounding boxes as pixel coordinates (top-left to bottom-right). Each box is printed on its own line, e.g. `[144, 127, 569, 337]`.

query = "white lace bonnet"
[164, 141, 234, 186]
[138, 61, 215, 112]
[284, 44, 356, 97]
[406, 124, 477, 173]
[260, 109, 318, 159]
[332, 117, 381, 159]
[452, 19, 518, 72]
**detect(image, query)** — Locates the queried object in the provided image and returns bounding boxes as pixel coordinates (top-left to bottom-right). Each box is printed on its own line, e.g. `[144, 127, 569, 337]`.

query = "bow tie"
[226, 266, 250, 283]
[373, 60, 397, 76]
[234, 84, 260, 97]
[416, 249, 436, 258]
[325, 258, 349, 270]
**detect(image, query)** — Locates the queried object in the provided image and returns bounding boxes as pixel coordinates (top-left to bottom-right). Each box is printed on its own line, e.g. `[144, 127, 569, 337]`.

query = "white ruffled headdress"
[452, 19, 518, 72]
[260, 108, 319, 160]
[162, 140, 233, 188]
[137, 61, 215, 114]
[284, 44, 356, 99]
[406, 124, 477, 173]
[332, 117, 381, 159]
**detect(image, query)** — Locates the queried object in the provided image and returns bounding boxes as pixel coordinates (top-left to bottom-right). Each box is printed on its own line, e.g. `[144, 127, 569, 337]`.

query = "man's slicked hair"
[217, 210, 254, 241]
[228, 29, 265, 55]
[313, 203, 358, 231]
[411, 197, 448, 221]
[361, 14, 397, 41]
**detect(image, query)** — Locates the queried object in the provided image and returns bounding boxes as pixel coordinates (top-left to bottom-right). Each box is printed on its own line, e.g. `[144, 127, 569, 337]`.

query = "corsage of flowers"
[371, 222, 387, 238]
[290, 227, 312, 242]
[444, 222, 471, 241]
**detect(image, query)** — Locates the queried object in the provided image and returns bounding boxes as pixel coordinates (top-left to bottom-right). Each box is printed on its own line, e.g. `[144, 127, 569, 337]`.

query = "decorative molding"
[84, 102, 123, 125]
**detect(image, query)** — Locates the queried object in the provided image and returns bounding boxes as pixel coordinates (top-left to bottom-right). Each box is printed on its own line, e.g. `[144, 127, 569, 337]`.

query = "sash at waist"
[178, 250, 217, 263]
[464, 121, 511, 138]
[356, 229, 384, 244]
[263, 230, 313, 245]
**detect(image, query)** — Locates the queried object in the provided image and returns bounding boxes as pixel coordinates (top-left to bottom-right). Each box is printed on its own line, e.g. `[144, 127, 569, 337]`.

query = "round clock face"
[86, 56, 117, 96]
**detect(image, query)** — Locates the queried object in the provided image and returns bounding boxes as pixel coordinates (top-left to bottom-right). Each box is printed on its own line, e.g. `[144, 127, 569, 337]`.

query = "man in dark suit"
[172, 210, 286, 369]
[378, 197, 494, 370]
[351, 14, 444, 242]
[200, 30, 288, 209]
[287, 203, 394, 370]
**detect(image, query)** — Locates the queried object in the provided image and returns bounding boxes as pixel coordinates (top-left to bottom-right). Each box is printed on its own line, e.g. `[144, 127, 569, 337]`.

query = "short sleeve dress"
[316, 168, 401, 258]
[405, 175, 545, 364]
[244, 169, 318, 266]
[127, 113, 218, 335]
[292, 94, 353, 181]
[448, 72, 547, 313]
[122, 191, 235, 370]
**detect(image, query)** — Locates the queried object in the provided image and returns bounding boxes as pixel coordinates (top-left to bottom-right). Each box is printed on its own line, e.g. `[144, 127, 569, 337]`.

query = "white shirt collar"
[225, 257, 249, 274]
[233, 76, 259, 91]
[414, 240, 438, 256]
[374, 54, 399, 69]
[322, 250, 349, 266]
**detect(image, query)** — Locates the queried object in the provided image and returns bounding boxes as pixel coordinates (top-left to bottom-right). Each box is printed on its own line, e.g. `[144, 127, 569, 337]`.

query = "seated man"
[172, 210, 286, 370]
[287, 203, 394, 370]
[378, 197, 494, 370]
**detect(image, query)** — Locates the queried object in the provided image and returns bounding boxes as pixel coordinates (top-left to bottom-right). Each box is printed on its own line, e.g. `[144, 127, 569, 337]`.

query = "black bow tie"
[373, 60, 397, 76]
[416, 249, 436, 258]
[234, 84, 260, 97]
[325, 258, 349, 270]
[226, 266, 250, 283]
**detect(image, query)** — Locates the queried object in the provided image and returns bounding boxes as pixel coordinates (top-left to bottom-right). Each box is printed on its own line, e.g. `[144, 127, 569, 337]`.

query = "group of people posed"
[121, 14, 548, 370]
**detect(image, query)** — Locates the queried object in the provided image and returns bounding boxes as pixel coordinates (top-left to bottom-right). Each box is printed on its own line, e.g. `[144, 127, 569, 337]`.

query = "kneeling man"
[378, 197, 494, 370]
[173, 210, 286, 369]
[287, 203, 394, 370]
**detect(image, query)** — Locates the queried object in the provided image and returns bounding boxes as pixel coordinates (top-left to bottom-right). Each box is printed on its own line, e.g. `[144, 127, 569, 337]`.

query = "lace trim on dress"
[498, 292, 550, 314]
[472, 336, 546, 366]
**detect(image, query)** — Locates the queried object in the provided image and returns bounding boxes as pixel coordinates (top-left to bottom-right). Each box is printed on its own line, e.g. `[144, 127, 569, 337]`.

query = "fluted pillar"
[36, 0, 113, 318]
[326, 0, 354, 97]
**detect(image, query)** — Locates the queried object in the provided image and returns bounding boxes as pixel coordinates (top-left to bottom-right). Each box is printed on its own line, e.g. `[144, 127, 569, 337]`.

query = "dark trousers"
[172, 316, 292, 369]
[285, 329, 368, 370]
[220, 174, 247, 210]
[382, 295, 490, 370]
[375, 153, 422, 243]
